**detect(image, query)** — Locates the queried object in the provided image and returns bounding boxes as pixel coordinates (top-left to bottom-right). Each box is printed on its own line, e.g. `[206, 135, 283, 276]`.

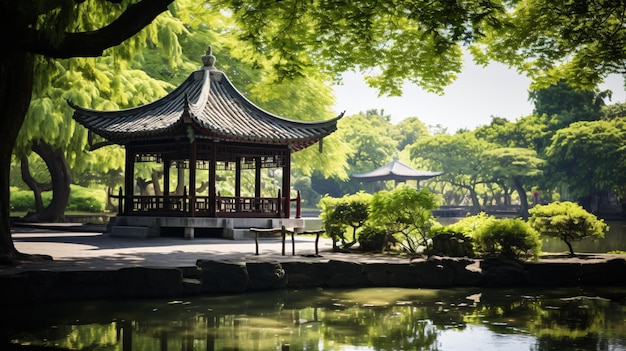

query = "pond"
[541, 221, 626, 254]
[3, 286, 626, 351]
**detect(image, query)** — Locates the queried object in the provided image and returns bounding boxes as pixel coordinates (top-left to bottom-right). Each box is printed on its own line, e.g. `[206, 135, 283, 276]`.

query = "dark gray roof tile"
[70, 57, 342, 151]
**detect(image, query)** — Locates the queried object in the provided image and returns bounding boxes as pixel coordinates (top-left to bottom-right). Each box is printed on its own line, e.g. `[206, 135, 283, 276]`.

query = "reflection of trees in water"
[5, 288, 626, 351]
[467, 290, 626, 351]
[319, 304, 440, 350]
[531, 297, 617, 351]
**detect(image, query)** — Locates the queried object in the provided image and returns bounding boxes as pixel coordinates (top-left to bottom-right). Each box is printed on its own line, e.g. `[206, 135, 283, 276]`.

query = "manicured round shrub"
[474, 218, 541, 260]
[427, 232, 475, 257]
[528, 201, 608, 256]
[9, 188, 38, 212]
[65, 196, 104, 212]
[357, 226, 391, 252]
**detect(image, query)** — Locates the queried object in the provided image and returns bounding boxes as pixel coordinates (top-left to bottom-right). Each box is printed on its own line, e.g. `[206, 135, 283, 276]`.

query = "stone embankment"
[2, 254, 625, 304]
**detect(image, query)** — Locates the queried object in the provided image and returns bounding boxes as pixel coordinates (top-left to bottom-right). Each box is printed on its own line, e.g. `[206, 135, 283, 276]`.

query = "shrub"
[369, 186, 440, 253]
[528, 201, 608, 256]
[474, 218, 541, 260]
[443, 212, 497, 237]
[10, 187, 40, 212]
[427, 232, 475, 257]
[10, 185, 107, 214]
[319, 192, 372, 250]
[357, 225, 394, 253]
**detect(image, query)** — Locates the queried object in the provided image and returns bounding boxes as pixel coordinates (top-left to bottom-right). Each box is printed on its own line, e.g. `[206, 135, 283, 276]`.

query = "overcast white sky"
[333, 59, 626, 132]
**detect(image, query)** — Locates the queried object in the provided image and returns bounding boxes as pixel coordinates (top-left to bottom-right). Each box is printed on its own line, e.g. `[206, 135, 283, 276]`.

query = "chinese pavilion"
[70, 47, 343, 239]
[352, 159, 443, 190]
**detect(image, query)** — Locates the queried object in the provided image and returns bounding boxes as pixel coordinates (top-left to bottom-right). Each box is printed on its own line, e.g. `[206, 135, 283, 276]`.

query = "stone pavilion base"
[108, 215, 305, 240]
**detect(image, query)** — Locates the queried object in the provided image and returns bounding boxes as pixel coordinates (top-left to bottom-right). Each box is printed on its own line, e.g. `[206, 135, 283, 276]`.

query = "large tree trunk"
[32, 141, 72, 222]
[0, 0, 172, 263]
[512, 176, 529, 220]
[0, 52, 36, 260]
[468, 187, 481, 214]
[20, 154, 52, 214]
[151, 169, 163, 196]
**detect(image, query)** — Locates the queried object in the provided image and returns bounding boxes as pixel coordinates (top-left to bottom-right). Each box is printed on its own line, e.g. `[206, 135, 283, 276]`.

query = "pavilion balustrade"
[113, 187, 301, 218]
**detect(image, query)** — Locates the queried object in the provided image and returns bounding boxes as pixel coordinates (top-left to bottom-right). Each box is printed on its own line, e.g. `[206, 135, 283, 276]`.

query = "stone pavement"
[4, 223, 626, 304]
[4, 223, 408, 276]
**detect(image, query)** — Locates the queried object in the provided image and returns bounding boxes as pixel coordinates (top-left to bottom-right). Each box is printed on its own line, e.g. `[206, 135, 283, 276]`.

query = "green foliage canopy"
[369, 186, 440, 253]
[473, 218, 541, 260]
[472, 0, 626, 89]
[410, 132, 494, 211]
[544, 118, 626, 200]
[528, 201, 609, 256]
[218, 0, 506, 95]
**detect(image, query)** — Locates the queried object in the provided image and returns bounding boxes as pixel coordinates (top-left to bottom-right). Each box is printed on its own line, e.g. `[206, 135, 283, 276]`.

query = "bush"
[357, 226, 394, 253]
[66, 185, 107, 212]
[427, 232, 475, 257]
[473, 218, 541, 260]
[369, 186, 440, 253]
[9, 187, 52, 212]
[443, 212, 497, 237]
[10, 184, 107, 214]
[319, 192, 372, 250]
[528, 201, 608, 256]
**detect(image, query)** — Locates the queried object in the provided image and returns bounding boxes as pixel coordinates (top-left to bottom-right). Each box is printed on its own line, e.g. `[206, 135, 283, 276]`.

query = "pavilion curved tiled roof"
[352, 159, 443, 182]
[69, 47, 343, 152]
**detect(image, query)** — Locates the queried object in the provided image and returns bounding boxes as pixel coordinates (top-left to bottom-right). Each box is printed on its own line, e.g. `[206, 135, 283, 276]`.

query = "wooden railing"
[111, 187, 301, 218]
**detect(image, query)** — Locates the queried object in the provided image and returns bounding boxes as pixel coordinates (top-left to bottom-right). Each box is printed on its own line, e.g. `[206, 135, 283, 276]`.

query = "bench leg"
[315, 232, 320, 256]
[281, 225, 286, 256]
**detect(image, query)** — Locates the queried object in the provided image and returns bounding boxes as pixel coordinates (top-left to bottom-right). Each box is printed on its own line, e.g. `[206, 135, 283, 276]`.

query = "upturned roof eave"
[69, 49, 344, 148]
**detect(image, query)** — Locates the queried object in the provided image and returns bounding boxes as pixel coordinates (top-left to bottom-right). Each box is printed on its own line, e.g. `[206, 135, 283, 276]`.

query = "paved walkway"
[3, 223, 408, 276]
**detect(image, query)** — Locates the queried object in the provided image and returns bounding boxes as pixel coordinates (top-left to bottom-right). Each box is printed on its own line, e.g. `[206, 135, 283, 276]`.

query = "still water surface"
[4, 286, 626, 351]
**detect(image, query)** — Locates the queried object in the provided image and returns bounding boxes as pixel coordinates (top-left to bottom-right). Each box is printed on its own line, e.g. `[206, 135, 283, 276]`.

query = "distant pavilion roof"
[69, 47, 343, 151]
[352, 159, 443, 182]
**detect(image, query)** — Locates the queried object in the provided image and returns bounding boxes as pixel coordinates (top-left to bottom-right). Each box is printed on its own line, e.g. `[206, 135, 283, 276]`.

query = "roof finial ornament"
[202, 46, 216, 68]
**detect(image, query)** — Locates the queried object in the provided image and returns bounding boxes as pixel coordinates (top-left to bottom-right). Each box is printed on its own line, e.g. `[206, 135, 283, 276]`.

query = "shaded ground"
[3, 223, 624, 276]
[2, 224, 408, 275]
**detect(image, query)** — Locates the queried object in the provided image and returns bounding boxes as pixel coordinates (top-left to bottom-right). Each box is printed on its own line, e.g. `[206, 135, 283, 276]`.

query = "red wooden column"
[235, 157, 241, 211]
[123, 146, 135, 215]
[209, 142, 217, 216]
[254, 156, 261, 198]
[163, 159, 170, 209]
[189, 141, 197, 217]
[282, 148, 291, 218]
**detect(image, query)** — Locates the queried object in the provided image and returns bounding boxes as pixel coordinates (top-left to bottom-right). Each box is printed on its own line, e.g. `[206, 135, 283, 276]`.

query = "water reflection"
[2, 287, 625, 351]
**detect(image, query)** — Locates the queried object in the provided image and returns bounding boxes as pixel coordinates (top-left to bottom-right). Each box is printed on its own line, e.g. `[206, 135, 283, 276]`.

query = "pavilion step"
[109, 225, 152, 238]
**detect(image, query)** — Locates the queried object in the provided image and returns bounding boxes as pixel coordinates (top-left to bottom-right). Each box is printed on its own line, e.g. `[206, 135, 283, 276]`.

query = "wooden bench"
[249, 226, 325, 256]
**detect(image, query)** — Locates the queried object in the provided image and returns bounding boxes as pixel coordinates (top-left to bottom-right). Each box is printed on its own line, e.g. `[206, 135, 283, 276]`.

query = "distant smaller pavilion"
[352, 159, 443, 190]
[70, 47, 343, 239]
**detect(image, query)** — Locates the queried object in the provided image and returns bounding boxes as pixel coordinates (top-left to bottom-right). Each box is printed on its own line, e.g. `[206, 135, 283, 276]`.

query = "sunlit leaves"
[473, 0, 626, 88]
[544, 118, 626, 198]
[215, 0, 506, 95]
[529, 201, 609, 255]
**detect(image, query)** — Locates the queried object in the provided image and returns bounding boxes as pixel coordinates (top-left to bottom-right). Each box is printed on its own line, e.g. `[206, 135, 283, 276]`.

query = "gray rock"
[411, 258, 456, 287]
[580, 258, 626, 285]
[196, 259, 248, 293]
[325, 260, 368, 287]
[524, 262, 581, 286]
[363, 262, 418, 287]
[282, 261, 330, 288]
[117, 267, 183, 298]
[480, 256, 528, 287]
[247, 261, 287, 290]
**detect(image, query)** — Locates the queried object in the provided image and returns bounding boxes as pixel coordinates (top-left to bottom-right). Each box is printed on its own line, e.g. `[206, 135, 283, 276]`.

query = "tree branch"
[13, 0, 173, 58]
